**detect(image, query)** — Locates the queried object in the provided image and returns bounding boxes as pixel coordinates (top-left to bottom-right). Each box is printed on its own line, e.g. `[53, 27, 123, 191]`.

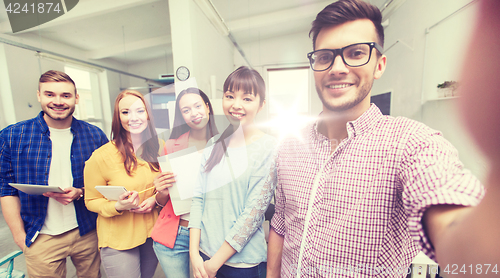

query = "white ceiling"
[0, 0, 389, 68]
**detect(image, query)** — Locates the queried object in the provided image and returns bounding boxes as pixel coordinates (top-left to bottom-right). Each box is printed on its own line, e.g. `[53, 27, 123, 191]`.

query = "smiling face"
[314, 19, 386, 115]
[118, 95, 149, 135]
[179, 93, 210, 131]
[37, 81, 79, 128]
[223, 89, 262, 128]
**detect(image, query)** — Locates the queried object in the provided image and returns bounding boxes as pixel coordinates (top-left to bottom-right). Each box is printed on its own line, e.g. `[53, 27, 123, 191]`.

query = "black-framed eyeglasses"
[307, 42, 383, 71]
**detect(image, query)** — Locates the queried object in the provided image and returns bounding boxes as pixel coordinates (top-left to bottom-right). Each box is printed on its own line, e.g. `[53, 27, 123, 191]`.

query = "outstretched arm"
[424, 184, 500, 271]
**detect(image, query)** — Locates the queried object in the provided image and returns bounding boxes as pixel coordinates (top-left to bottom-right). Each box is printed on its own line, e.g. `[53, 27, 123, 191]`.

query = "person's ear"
[258, 100, 266, 113]
[373, 54, 387, 80]
[37, 90, 41, 103]
[204, 103, 211, 121]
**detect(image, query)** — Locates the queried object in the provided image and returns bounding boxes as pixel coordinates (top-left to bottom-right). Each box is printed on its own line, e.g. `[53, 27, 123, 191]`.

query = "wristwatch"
[76, 188, 84, 200]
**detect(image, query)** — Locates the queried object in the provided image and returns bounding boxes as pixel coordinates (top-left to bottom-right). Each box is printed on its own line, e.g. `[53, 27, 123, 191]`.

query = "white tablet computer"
[95, 186, 127, 201]
[9, 183, 65, 195]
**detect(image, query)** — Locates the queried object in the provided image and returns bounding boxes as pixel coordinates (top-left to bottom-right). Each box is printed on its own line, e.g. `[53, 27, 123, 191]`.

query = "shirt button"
[47, 154, 51, 158]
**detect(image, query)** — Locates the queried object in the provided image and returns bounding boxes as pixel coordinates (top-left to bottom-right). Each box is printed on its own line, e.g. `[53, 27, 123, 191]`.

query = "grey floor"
[0, 205, 166, 278]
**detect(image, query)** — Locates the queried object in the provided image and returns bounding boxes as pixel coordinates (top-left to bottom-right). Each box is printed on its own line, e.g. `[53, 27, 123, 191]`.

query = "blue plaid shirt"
[0, 112, 108, 247]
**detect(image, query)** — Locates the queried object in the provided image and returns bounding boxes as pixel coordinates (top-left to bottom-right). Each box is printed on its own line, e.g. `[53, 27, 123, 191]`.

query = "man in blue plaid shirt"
[0, 70, 108, 278]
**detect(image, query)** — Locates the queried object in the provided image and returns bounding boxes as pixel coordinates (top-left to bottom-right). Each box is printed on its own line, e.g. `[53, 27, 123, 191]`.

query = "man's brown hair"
[310, 0, 384, 50]
[39, 70, 77, 92]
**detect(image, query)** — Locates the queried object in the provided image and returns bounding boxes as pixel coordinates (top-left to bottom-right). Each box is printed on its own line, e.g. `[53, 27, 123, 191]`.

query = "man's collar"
[346, 104, 384, 137]
[35, 111, 50, 134]
[36, 111, 79, 134]
[313, 104, 384, 141]
[69, 115, 80, 134]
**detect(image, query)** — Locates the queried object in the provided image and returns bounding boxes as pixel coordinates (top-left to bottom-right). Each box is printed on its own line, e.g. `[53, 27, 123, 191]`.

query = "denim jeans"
[153, 225, 190, 278]
[200, 251, 267, 278]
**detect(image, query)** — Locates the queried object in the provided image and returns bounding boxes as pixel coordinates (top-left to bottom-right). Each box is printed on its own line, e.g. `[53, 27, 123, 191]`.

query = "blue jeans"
[200, 252, 267, 278]
[153, 225, 190, 278]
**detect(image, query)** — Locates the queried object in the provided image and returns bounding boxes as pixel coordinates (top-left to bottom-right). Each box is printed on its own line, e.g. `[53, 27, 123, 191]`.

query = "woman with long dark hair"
[189, 66, 277, 278]
[84, 90, 160, 278]
[151, 88, 219, 278]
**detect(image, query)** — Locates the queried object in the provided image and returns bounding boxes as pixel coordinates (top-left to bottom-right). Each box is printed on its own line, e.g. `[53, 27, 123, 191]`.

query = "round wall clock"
[176, 66, 190, 81]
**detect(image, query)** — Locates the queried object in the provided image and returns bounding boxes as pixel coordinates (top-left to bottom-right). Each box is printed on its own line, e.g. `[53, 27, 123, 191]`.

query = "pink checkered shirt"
[271, 105, 484, 278]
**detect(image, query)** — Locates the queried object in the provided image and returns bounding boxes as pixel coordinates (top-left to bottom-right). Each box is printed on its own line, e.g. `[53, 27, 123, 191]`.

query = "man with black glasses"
[267, 0, 484, 277]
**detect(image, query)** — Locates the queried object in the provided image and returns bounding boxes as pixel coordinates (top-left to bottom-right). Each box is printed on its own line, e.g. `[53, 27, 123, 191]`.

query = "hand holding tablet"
[43, 187, 84, 205]
[114, 191, 140, 211]
[95, 186, 140, 210]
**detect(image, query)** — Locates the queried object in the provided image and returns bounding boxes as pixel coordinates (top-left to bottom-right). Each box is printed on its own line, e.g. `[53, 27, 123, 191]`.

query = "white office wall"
[0, 44, 13, 128]
[2, 44, 49, 123]
[128, 56, 174, 89]
[169, 0, 234, 100]
[372, 0, 477, 119]
[190, 9, 234, 99]
[105, 71, 131, 113]
[235, 31, 312, 68]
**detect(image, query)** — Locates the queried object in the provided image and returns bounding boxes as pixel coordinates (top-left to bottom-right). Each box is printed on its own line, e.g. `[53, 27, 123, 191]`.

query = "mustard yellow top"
[84, 141, 160, 250]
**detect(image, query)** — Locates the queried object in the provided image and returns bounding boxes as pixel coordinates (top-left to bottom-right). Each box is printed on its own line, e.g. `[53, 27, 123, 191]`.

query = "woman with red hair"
[84, 90, 161, 278]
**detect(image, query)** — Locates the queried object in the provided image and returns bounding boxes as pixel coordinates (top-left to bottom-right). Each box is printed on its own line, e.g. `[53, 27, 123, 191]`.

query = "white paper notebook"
[158, 146, 202, 216]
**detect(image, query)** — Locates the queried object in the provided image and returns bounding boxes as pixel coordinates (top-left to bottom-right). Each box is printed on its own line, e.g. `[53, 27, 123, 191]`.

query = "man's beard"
[42, 105, 75, 121]
[317, 80, 372, 112]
